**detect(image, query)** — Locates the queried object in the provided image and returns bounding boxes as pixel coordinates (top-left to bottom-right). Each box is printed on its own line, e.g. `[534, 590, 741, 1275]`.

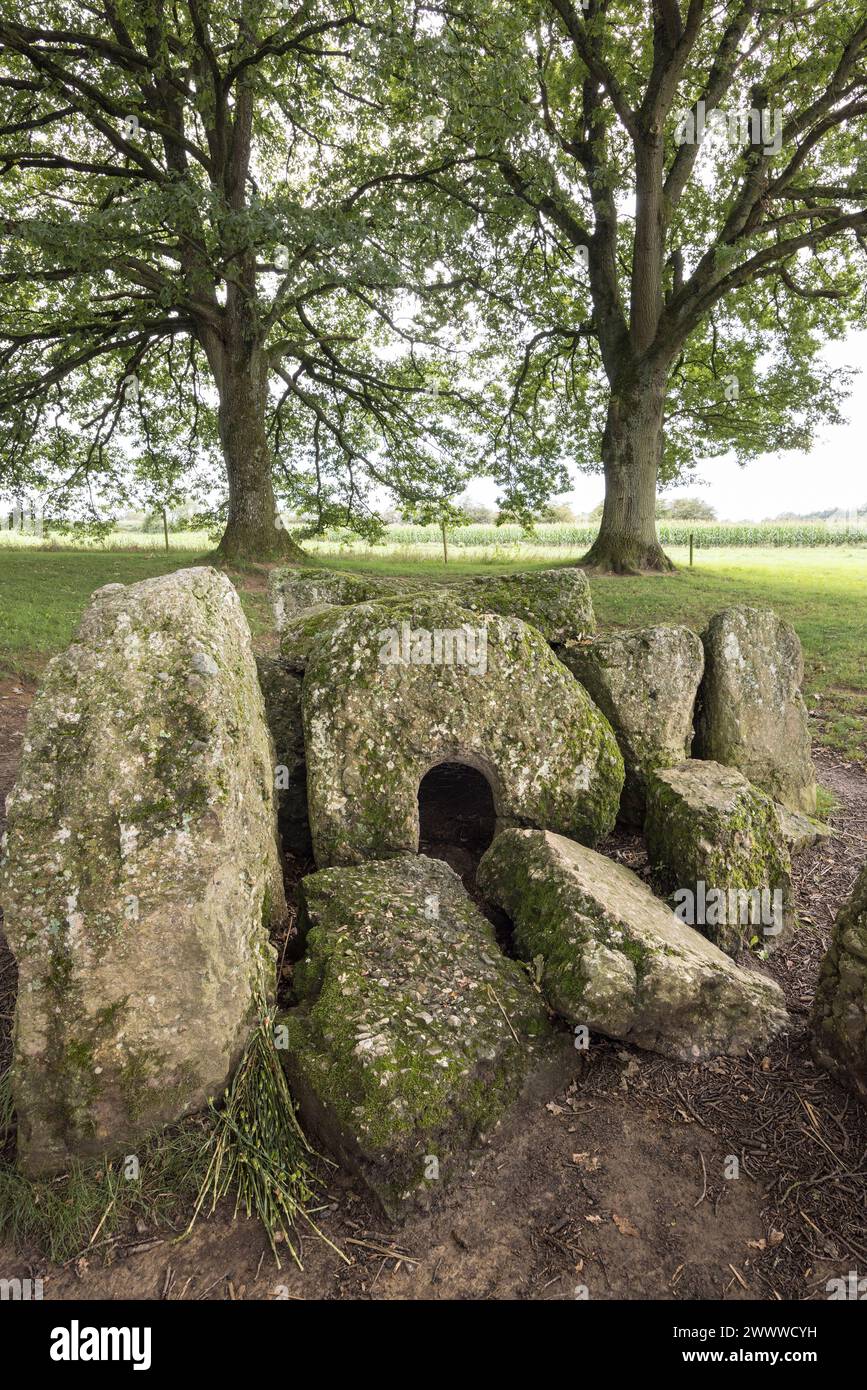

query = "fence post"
[689, 532, 694, 567]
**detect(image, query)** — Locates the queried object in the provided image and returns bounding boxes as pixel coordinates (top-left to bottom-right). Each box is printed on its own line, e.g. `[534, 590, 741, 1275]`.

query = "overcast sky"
[468, 328, 867, 521]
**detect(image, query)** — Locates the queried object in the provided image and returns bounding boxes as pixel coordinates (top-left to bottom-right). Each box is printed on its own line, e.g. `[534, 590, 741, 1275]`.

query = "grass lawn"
[1, 541, 864, 757]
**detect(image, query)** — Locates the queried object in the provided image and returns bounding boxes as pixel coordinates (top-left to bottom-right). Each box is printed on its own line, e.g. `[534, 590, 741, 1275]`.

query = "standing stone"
[1, 568, 285, 1175]
[279, 854, 569, 1217]
[644, 761, 795, 956]
[812, 863, 867, 1102]
[694, 606, 816, 813]
[477, 829, 788, 1061]
[302, 592, 624, 867]
[561, 625, 703, 824]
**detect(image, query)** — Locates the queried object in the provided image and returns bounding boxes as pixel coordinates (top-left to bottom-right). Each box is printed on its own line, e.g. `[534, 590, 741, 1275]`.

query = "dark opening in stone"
[418, 761, 497, 882]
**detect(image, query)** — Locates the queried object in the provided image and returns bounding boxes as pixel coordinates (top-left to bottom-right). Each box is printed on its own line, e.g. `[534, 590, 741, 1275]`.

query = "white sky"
[466, 329, 867, 521]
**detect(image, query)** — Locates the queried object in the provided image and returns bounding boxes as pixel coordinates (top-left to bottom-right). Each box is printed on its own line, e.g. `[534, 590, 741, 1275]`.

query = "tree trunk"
[213, 349, 306, 565]
[581, 374, 674, 574]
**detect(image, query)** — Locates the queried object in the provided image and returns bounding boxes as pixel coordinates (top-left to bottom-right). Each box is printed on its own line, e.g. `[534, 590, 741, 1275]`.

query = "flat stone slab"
[812, 862, 867, 1102]
[269, 565, 408, 628]
[278, 855, 569, 1217]
[1, 568, 284, 1174]
[270, 568, 423, 667]
[695, 606, 816, 814]
[302, 591, 624, 866]
[445, 568, 595, 645]
[275, 567, 595, 669]
[644, 760, 795, 956]
[477, 829, 789, 1061]
[561, 625, 703, 824]
[774, 803, 831, 858]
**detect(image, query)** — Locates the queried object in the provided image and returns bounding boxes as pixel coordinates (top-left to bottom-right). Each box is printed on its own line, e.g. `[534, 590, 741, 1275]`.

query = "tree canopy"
[1, 2, 865, 568]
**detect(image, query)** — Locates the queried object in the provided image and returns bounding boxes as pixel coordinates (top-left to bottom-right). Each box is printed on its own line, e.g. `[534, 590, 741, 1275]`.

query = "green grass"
[0, 541, 864, 757]
[0, 545, 275, 681]
[0, 1011, 338, 1267]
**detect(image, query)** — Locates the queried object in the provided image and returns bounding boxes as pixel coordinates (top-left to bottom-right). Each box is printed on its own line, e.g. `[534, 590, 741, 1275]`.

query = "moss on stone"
[561, 625, 703, 825]
[644, 760, 796, 957]
[811, 863, 867, 1100]
[277, 854, 565, 1216]
[443, 568, 595, 644]
[695, 606, 817, 814]
[302, 591, 624, 867]
[1, 567, 283, 1175]
[478, 828, 788, 1060]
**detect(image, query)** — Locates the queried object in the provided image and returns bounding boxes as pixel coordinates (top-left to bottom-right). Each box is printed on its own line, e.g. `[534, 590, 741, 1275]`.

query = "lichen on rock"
[644, 760, 795, 956]
[270, 567, 424, 668]
[302, 591, 624, 867]
[811, 862, 867, 1102]
[1, 567, 285, 1174]
[477, 829, 789, 1061]
[444, 568, 596, 645]
[278, 854, 569, 1216]
[561, 625, 703, 824]
[694, 606, 817, 814]
[774, 802, 831, 858]
[269, 565, 404, 629]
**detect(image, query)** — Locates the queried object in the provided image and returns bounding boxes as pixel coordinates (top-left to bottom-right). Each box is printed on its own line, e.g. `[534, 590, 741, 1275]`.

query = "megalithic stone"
[1, 567, 286, 1174]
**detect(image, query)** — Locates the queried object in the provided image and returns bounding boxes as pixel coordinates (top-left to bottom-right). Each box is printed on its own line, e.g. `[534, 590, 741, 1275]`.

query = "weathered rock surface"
[269, 565, 401, 629]
[302, 592, 624, 866]
[446, 568, 595, 645]
[774, 803, 831, 858]
[256, 656, 310, 855]
[279, 855, 568, 1216]
[276, 567, 595, 669]
[645, 760, 795, 956]
[561, 625, 703, 824]
[270, 566, 422, 668]
[695, 606, 816, 813]
[477, 829, 788, 1060]
[1, 568, 284, 1174]
[812, 863, 867, 1102]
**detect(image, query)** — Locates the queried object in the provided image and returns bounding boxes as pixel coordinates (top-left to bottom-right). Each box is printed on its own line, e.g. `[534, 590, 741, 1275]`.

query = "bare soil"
[1, 683, 865, 1302]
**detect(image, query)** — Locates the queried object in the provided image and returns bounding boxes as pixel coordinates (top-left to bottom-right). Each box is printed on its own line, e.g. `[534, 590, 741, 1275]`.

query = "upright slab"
[812, 863, 867, 1101]
[561, 625, 703, 824]
[302, 592, 624, 866]
[644, 760, 795, 956]
[1, 568, 285, 1174]
[478, 829, 788, 1061]
[695, 606, 816, 814]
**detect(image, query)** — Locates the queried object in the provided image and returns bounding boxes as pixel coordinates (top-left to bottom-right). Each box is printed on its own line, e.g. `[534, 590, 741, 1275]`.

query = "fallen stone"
[278, 855, 569, 1216]
[561, 625, 703, 824]
[774, 803, 832, 858]
[811, 863, 867, 1102]
[302, 591, 624, 866]
[446, 568, 595, 645]
[477, 829, 788, 1061]
[1, 568, 284, 1174]
[256, 656, 310, 855]
[694, 606, 816, 814]
[644, 760, 795, 956]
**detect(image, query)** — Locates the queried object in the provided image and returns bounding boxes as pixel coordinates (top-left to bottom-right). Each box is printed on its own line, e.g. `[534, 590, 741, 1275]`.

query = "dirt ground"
[1, 677, 865, 1302]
